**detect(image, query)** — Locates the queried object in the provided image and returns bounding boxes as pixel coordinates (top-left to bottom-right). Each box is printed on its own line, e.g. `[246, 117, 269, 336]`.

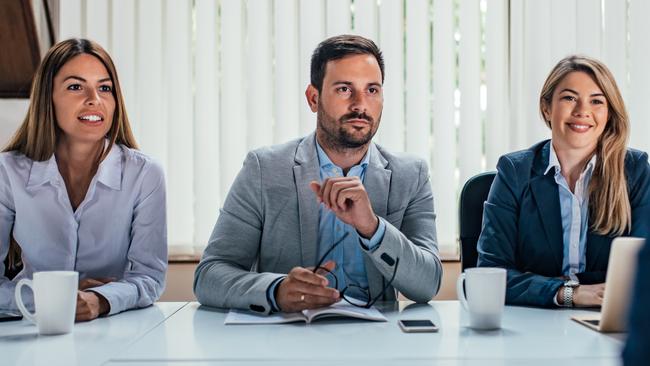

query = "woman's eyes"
[560, 95, 606, 105]
[65, 84, 113, 92]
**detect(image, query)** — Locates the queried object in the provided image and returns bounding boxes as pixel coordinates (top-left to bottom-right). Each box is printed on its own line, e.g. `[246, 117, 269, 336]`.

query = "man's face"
[308, 54, 383, 149]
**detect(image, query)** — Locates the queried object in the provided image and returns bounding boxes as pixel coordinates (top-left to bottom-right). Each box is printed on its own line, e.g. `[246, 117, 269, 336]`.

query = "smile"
[567, 123, 592, 132]
[78, 113, 104, 124]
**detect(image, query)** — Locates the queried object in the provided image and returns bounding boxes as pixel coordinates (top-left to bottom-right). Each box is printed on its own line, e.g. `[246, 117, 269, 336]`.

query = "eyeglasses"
[313, 232, 399, 309]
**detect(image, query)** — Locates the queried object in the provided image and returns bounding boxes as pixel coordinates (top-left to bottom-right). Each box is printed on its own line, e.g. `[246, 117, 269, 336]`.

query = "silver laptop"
[572, 237, 645, 333]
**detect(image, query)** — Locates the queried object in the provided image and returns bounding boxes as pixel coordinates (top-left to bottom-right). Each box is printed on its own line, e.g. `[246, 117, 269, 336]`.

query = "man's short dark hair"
[310, 34, 385, 92]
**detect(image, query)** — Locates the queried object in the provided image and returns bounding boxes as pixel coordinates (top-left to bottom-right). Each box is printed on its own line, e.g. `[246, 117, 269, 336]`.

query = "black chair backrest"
[459, 171, 496, 271]
[3, 256, 22, 280]
[3, 238, 23, 280]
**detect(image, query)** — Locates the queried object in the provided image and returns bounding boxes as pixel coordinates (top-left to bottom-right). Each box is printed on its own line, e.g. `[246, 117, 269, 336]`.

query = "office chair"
[459, 171, 496, 271]
[3, 239, 23, 280]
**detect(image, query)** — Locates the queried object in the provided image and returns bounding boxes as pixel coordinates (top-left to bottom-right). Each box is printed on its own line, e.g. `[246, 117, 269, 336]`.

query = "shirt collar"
[544, 140, 597, 177]
[95, 142, 123, 190]
[26, 140, 122, 191]
[26, 154, 60, 189]
[315, 140, 370, 170]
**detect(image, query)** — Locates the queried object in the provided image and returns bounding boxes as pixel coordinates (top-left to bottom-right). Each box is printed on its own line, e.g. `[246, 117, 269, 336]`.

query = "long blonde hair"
[3, 39, 138, 272]
[539, 55, 630, 236]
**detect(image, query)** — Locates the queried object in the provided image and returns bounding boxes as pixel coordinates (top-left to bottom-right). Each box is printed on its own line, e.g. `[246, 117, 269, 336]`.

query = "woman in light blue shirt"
[0, 39, 167, 320]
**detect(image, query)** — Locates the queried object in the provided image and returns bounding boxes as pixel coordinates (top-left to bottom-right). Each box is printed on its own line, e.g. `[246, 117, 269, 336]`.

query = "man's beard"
[317, 108, 380, 151]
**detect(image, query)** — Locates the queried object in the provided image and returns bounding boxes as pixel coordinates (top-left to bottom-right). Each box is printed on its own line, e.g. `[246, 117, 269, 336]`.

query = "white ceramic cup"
[456, 267, 506, 330]
[14, 271, 79, 335]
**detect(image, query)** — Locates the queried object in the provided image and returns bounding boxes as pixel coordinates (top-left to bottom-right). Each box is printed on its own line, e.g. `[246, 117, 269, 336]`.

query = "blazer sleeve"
[362, 159, 443, 303]
[628, 151, 650, 240]
[477, 155, 563, 307]
[193, 152, 284, 315]
[623, 241, 650, 365]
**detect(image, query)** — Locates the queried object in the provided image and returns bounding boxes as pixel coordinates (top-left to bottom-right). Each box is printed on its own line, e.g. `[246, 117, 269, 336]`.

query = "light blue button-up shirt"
[314, 142, 386, 299]
[544, 142, 596, 277]
[0, 143, 167, 315]
[267, 142, 386, 309]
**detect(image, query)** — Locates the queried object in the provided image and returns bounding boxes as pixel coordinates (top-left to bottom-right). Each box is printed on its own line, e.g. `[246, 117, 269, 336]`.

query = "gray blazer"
[194, 133, 442, 314]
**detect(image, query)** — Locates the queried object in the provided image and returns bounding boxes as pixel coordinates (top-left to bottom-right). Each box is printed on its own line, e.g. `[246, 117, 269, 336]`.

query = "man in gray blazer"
[194, 35, 442, 315]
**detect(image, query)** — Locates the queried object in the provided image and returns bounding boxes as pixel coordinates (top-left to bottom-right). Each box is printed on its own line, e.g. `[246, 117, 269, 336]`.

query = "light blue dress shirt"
[544, 142, 596, 277]
[0, 143, 168, 315]
[313, 142, 386, 299]
[267, 142, 386, 310]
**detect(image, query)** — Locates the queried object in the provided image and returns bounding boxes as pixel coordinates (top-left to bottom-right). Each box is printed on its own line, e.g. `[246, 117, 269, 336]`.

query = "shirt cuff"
[358, 219, 386, 251]
[88, 283, 122, 315]
[88, 281, 138, 316]
[266, 276, 286, 312]
[553, 287, 562, 307]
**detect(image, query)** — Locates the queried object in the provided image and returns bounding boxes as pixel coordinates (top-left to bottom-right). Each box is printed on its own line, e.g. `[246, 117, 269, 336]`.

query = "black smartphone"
[398, 319, 438, 333]
[0, 312, 23, 322]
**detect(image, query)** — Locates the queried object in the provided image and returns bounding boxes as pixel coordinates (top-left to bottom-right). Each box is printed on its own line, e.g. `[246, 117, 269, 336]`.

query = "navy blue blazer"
[623, 241, 650, 365]
[477, 140, 650, 307]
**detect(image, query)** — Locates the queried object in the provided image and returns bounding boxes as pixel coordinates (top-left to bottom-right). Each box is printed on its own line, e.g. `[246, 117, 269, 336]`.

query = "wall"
[159, 260, 462, 302]
[0, 100, 28, 146]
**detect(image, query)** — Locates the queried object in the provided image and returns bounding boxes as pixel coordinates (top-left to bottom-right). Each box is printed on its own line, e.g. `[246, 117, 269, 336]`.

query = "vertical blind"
[510, 0, 650, 154]
[56, 0, 650, 254]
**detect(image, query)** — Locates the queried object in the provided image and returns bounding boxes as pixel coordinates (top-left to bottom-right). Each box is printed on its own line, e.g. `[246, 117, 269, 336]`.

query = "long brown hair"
[539, 55, 630, 235]
[3, 39, 138, 272]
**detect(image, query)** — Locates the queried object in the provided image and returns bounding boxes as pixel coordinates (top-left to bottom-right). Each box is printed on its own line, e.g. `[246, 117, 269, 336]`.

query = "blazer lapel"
[362, 143, 392, 299]
[585, 233, 611, 271]
[294, 133, 320, 267]
[364, 143, 390, 219]
[530, 142, 563, 269]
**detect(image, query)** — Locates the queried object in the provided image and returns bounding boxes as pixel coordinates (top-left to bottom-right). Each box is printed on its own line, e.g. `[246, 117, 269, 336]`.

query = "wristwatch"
[563, 279, 580, 307]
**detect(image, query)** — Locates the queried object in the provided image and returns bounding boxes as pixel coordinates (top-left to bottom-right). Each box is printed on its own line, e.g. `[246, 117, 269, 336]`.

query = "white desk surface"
[109, 301, 624, 366]
[0, 302, 187, 366]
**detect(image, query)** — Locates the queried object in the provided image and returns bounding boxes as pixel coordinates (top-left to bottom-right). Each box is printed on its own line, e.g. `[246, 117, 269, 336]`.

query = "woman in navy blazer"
[477, 55, 650, 308]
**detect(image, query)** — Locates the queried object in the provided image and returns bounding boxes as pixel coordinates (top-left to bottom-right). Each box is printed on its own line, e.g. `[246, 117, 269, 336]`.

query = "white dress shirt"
[0, 143, 167, 315]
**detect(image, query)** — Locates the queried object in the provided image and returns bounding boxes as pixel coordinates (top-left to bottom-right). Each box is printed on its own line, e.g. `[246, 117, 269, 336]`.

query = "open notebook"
[225, 300, 387, 324]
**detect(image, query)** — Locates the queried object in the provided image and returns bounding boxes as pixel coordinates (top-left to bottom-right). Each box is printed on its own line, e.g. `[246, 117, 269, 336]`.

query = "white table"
[108, 301, 624, 366]
[0, 302, 187, 366]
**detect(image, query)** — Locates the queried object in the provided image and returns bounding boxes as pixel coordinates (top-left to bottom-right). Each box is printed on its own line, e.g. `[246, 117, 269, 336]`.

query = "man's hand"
[79, 277, 114, 291]
[310, 177, 379, 238]
[556, 283, 605, 307]
[276, 261, 340, 312]
[76, 291, 110, 322]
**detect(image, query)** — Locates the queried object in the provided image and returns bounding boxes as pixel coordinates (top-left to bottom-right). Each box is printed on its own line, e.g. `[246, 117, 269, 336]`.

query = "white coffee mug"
[456, 267, 506, 330]
[15, 271, 79, 335]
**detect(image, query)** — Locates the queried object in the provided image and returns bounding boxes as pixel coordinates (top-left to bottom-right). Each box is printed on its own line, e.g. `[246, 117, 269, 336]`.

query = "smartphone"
[398, 319, 438, 333]
[0, 312, 23, 322]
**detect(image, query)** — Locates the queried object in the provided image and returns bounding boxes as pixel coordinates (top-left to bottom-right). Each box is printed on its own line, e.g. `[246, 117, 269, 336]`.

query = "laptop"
[572, 237, 645, 333]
